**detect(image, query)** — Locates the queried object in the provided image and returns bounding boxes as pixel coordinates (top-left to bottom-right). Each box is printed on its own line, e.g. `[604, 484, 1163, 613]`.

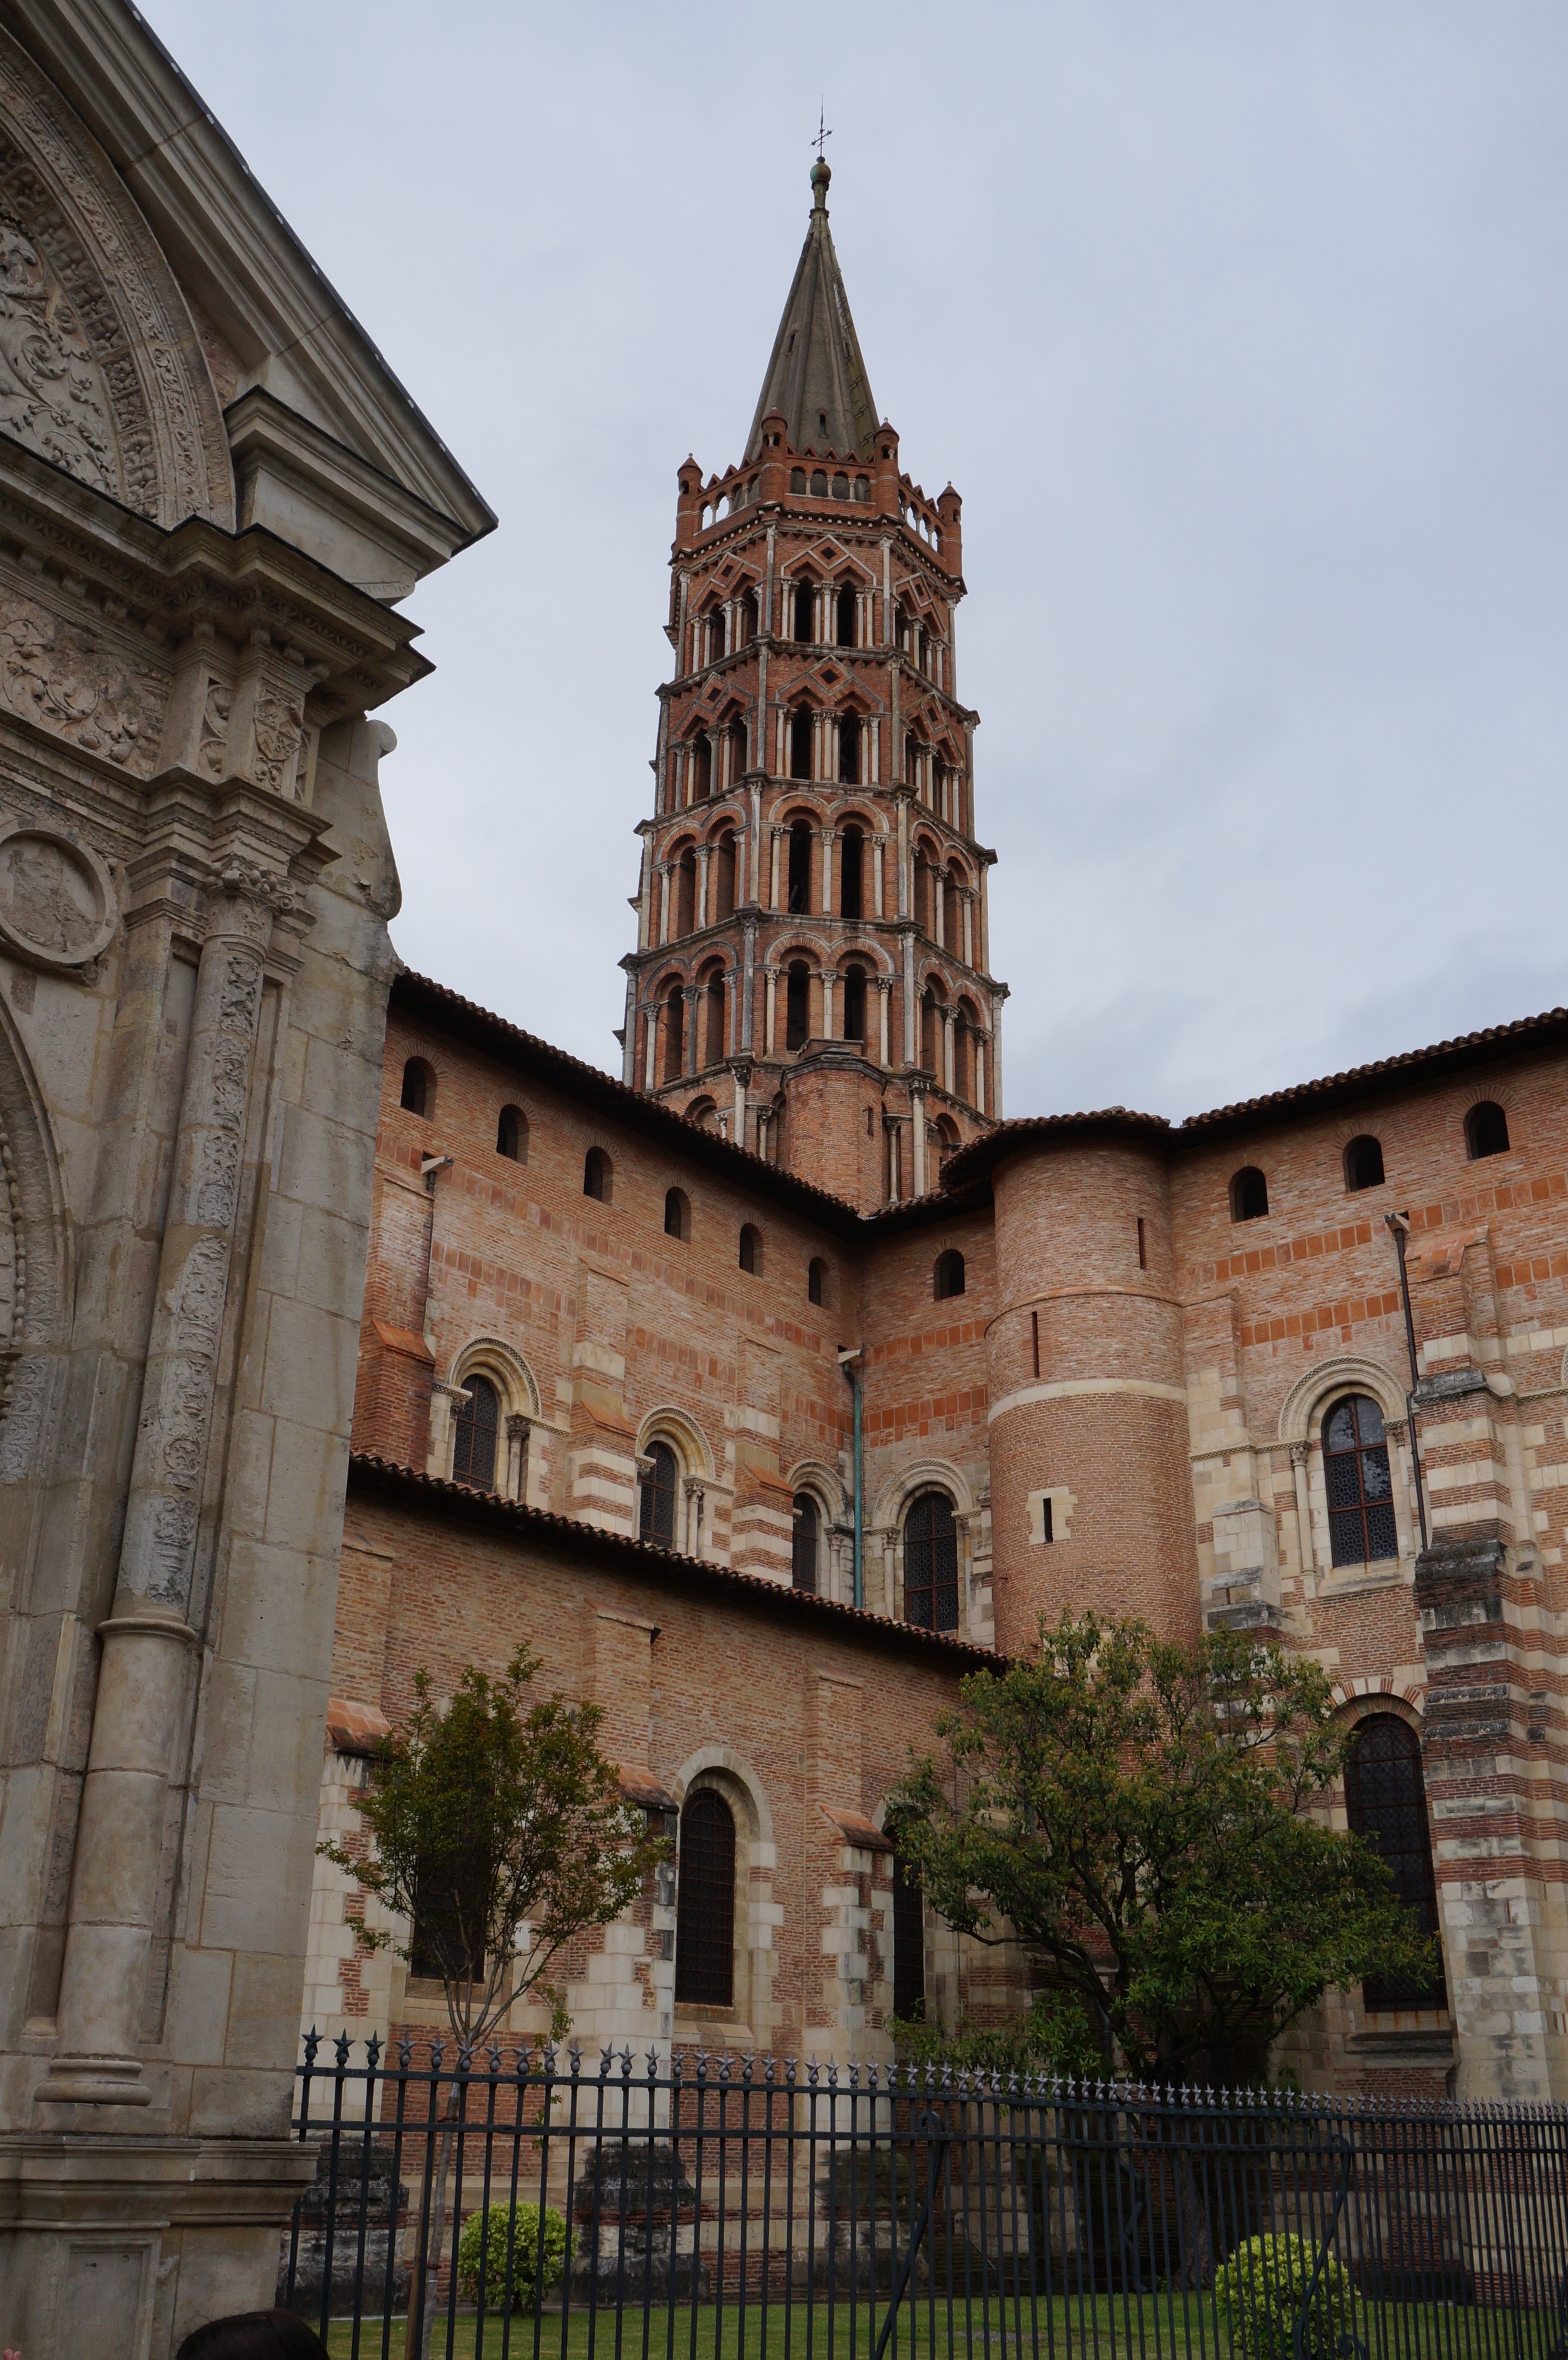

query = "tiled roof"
[347, 1453, 1001, 1670]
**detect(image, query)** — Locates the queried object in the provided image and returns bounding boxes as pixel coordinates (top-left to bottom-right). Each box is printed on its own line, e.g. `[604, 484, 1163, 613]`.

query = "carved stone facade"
[0, 6, 492, 2354]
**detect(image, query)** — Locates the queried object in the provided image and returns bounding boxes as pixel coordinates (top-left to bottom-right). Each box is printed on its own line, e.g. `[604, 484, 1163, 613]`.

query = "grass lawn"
[318, 2294, 1565, 2360]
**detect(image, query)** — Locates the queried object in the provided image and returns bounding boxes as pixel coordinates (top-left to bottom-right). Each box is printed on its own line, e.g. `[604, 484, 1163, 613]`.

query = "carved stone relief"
[0, 29, 233, 528]
[0, 590, 166, 774]
[0, 818, 116, 969]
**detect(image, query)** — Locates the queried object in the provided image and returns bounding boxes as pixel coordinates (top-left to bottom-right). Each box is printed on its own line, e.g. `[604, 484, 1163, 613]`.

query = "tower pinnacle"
[746, 161, 877, 461]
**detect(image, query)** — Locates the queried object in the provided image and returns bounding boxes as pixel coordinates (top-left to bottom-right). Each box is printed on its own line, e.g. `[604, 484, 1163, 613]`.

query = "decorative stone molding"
[0, 818, 115, 969]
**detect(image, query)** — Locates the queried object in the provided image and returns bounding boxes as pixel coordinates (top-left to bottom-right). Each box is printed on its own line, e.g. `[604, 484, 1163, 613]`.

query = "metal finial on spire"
[812, 102, 832, 163]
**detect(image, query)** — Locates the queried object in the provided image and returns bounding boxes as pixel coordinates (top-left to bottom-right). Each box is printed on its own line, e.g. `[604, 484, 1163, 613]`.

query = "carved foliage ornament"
[0, 590, 164, 773]
[0, 32, 233, 527]
[0, 817, 115, 970]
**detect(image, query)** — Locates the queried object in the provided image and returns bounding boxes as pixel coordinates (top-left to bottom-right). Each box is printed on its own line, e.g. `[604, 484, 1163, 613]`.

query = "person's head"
[175, 2312, 330, 2360]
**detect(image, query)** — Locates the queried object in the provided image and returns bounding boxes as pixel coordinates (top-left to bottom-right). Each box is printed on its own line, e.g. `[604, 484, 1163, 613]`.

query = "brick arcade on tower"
[323, 161, 1568, 2109]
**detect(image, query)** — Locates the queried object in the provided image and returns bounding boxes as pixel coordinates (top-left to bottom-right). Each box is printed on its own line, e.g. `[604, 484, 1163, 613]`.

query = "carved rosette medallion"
[0, 817, 115, 970]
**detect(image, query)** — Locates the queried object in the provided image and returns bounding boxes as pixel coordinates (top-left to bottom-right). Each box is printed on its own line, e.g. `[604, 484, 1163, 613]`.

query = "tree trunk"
[408, 2087, 460, 2358]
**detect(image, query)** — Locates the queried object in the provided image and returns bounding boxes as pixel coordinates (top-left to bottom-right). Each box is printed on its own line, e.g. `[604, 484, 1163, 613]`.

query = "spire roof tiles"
[745, 162, 878, 463]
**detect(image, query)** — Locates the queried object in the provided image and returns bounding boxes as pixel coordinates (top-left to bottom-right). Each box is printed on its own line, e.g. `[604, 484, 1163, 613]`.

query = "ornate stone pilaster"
[40, 861, 287, 2106]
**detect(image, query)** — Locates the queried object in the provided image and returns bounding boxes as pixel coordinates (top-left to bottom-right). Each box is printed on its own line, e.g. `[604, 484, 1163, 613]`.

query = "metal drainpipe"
[838, 1348, 864, 1607]
[1385, 1211, 1430, 1555]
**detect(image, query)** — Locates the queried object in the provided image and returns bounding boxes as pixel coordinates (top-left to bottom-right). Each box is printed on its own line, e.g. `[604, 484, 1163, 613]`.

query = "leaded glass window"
[1324, 1393, 1398, 1566]
[905, 1491, 959, 1632]
[451, 1375, 499, 1490]
[674, 1788, 735, 2009]
[1345, 1715, 1445, 2010]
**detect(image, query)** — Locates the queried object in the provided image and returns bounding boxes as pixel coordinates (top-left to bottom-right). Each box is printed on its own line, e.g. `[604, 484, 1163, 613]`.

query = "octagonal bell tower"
[619, 160, 1008, 1211]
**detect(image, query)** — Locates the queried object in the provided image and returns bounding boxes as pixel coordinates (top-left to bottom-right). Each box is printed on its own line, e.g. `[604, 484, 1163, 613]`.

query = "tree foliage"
[319, 1646, 667, 2046]
[891, 1612, 1436, 2083]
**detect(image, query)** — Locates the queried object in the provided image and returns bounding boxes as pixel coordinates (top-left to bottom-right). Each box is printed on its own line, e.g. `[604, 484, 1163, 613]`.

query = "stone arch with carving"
[636, 1404, 716, 1484]
[0, 989, 67, 1489]
[870, 1456, 977, 1623]
[0, 28, 234, 529]
[441, 1334, 542, 1504]
[1278, 1354, 1407, 1445]
[1279, 1353, 1417, 1577]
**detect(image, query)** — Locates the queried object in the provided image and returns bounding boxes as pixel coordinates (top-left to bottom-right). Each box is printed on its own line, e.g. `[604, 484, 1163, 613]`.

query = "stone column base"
[0, 2132, 318, 2360]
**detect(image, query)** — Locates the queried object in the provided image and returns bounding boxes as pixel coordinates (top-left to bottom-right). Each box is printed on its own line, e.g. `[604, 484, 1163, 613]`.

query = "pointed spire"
[745, 161, 879, 463]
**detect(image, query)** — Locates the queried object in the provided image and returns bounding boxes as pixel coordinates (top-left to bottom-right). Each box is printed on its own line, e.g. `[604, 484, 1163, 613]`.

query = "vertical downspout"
[1385, 1211, 1430, 1555]
[839, 1347, 864, 1607]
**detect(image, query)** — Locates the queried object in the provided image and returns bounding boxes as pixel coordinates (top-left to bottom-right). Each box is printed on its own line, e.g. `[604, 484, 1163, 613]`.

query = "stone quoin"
[0, 20, 1565, 2358]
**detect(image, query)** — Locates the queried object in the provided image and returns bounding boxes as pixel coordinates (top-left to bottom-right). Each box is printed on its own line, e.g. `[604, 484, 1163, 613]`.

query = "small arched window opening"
[789, 467, 806, 494]
[583, 1146, 612, 1204]
[787, 821, 813, 911]
[675, 848, 698, 935]
[496, 1104, 527, 1163]
[674, 1788, 736, 2009]
[912, 854, 933, 935]
[711, 831, 736, 922]
[703, 970, 726, 1066]
[664, 1188, 689, 1241]
[738, 588, 758, 646]
[738, 1222, 763, 1276]
[792, 1491, 820, 1592]
[706, 610, 725, 667]
[785, 961, 810, 1052]
[842, 963, 867, 1043]
[953, 1017, 973, 1104]
[933, 1249, 966, 1301]
[920, 991, 941, 1076]
[451, 1374, 500, 1491]
[789, 710, 813, 781]
[1324, 1393, 1398, 1567]
[663, 986, 685, 1083]
[1466, 1102, 1510, 1160]
[694, 737, 713, 799]
[1345, 1716, 1446, 2010]
[892, 1844, 925, 2022]
[835, 585, 856, 648]
[1230, 1167, 1268, 1222]
[639, 1438, 678, 1550]
[1344, 1135, 1384, 1192]
[943, 867, 961, 946]
[400, 1057, 433, 1118]
[730, 722, 748, 780]
[807, 1256, 828, 1307]
[840, 825, 864, 919]
[904, 1490, 959, 1633]
[838, 713, 861, 785]
[792, 580, 815, 643]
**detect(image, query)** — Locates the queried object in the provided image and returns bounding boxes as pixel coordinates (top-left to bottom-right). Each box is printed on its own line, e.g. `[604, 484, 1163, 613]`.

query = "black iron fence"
[281, 2033, 1568, 2360]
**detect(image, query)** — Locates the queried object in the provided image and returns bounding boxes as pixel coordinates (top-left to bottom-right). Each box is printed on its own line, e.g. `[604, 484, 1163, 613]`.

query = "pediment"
[0, 22, 232, 529]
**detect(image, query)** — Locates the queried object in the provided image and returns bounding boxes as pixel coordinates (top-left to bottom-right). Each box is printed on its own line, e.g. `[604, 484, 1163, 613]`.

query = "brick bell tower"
[619, 158, 1006, 1211]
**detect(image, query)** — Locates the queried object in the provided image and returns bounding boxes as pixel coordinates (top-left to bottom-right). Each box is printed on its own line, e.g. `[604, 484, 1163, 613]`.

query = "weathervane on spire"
[812, 103, 832, 162]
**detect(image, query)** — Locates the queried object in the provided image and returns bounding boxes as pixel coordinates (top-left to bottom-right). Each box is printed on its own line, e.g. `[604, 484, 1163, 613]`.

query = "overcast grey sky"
[144, 0, 1568, 1125]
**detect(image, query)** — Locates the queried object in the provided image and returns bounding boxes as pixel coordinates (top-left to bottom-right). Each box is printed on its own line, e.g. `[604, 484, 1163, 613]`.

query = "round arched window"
[791, 1492, 820, 1593]
[400, 1057, 433, 1118]
[452, 1375, 499, 1491]
[904, 1491, 959, 1632]
[1344, 1715, 1445, 2010]
[1324, 1394, 1397, 1566]
[933, 1249, 966, 1301]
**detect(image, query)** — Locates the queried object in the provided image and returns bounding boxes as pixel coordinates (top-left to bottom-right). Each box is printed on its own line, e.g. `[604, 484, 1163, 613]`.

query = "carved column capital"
[1290, 1440, 1310, 1468]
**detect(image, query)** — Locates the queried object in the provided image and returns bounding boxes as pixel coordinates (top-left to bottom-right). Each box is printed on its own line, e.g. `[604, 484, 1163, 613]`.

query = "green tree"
[319, 1647, 667, 2339]
[891, 1612, 1435, 2088]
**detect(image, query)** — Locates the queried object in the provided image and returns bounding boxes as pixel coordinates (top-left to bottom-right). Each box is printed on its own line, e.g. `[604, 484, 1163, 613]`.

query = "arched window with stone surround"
[1324, 1393, 1397, 1565]
[674, 1787, 736, 2008]
[904, 1491, 959, 1632]
[400, 1057, 433, 1117]
[451, 1374, 500, 1491]
[787, 822, 813, 910]
[675, 847, 697, 935]
[702, 970, 726, 1067]
[920, 990, 941, 1076]
[791, 1492, 820, 1592]
[639, 1439, 679, 1550]
[1345, 1715, 1445, 2010]
[711, 831, 736, 922]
